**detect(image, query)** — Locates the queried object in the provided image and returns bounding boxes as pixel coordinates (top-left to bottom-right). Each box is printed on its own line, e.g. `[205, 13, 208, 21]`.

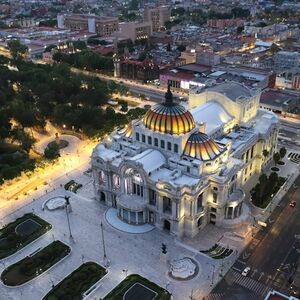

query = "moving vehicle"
[242, 267, 251, 276]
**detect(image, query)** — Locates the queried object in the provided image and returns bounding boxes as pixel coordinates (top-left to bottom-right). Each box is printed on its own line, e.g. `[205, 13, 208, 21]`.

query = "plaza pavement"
[0, 171, 248, 300]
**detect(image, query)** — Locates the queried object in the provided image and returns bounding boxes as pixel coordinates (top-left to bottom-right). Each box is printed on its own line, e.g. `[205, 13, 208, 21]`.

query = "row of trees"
[168, 7, 250, 27]
[262, 147, 287, 166]
[251, 172, 285, 208]
[52, 50, 113, 73]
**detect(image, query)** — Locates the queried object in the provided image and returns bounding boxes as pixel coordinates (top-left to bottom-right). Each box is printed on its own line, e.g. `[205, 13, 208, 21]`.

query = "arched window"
[99, 170, 106, 184]
[112, 174, 120, 189]
[197, 193, 203, 212]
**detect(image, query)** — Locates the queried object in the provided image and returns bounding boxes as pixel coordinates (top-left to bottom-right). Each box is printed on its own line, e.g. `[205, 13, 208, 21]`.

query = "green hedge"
[0, 213, 52, 259]
[104, 274, 171, 300]
[43, 262, 107, 300]
[1, 240, 70, 286]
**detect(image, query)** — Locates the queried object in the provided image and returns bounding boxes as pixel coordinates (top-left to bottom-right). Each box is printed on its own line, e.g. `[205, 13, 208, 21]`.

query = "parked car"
[289, 201, 296, 208]
[242, 267, 251, 276]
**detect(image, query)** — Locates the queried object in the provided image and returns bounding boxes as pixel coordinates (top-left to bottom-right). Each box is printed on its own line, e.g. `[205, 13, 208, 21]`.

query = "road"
[70, 67, 187, 102]
[208, 175, 300, 300]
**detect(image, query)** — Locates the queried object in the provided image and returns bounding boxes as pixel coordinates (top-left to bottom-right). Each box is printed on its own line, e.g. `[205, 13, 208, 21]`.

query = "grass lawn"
[43, 262, 107, 300]
[1, 240, 70, 286]
[104, 274, 171, 300]
[0, 213, 52, 259]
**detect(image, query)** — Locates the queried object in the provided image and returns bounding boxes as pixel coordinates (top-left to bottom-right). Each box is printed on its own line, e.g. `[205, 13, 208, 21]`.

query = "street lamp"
[100, 222, 108, 266]
[64, 196, 74, 242]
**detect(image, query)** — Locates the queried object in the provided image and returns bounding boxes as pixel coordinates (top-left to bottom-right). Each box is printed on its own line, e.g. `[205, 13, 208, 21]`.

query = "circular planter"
[47, 140, 69, 150]
[271, 167, 280, 172]
[168, 257, 199, 281]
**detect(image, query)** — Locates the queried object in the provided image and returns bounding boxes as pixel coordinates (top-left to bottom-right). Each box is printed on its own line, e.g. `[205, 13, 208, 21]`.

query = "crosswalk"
[226, 269, 271, 297]
[205, 293, 225, 300]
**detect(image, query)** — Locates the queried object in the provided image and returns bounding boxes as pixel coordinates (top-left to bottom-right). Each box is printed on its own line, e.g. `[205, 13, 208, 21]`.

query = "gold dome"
[143, 86, 195, 135]
[183, 132, 225, 161]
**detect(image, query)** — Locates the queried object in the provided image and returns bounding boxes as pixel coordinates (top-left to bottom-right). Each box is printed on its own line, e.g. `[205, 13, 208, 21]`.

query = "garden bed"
[104, 274, 171, 300]
[251, 176, 286, 209]
[43, 262, 107, 300]
[0, 213, 52, 259]
[1, 240, 70, 286]
[47, 140, 69, 150]
[64, 180, 82, 193]
[271, 167, 280, 172]
[200, 244, 233, 259]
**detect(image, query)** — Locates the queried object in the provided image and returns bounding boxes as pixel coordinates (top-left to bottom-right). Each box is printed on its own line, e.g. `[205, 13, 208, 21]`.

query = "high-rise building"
[143, 6, 170, 32]
[119, 21, 152, 42]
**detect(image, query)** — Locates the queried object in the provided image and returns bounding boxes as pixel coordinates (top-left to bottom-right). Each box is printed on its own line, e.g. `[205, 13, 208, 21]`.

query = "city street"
[209, 175, 300, 300]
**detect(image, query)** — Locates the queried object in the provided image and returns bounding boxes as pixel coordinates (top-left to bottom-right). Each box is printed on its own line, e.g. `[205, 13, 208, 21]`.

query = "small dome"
[143, 86, 195, 135]
[183, 132, 225, 161]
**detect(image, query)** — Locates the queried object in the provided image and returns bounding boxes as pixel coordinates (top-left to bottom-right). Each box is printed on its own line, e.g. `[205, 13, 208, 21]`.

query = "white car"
[242, 267, 251, 276]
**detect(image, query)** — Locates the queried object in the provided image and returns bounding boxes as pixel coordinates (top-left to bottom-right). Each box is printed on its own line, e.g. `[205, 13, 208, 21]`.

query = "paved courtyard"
[0, 170, 248, 300]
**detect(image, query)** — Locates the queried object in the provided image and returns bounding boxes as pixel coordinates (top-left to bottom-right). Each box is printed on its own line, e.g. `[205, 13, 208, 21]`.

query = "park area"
[0, 213, 51, 259]
[43, 262, 107, 300]
[1, 240, 70, 286]
[104, 274, 171, 300]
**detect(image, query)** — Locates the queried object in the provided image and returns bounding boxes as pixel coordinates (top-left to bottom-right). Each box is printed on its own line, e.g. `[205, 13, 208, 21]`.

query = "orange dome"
[143, 85, 195, 135]
[183, 132, 225, 161]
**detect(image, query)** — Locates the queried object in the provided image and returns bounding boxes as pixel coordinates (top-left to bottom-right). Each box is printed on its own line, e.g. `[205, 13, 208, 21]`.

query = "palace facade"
[92, 82, 279, 238]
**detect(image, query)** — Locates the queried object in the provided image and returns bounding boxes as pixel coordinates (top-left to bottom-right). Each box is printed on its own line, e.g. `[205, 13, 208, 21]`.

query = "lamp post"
[64, 196, 73, 241]
[100, 222, 108, 265]
[122, 269, 128, 278]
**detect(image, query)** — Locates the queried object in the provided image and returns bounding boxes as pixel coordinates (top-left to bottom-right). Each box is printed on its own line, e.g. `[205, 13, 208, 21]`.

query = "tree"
[7, 40, 28, 60]
[258, 173, 268, 198]
[177, 45, 186, 52]
[138, 51, 147, 61]
[72, 41, 87, 51]
[273, 152, 281, 166]
[39, 19, 57, 27]
[270, 43, 280, 55]
[236, 25, 244, 35]
[262, 149, 269, 160]
[279, 147, 287, 160]
[44, 142, 60, 160]
[120, 102, 128, 112]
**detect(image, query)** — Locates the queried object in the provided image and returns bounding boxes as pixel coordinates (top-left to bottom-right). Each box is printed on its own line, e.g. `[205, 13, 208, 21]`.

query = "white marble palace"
[92, 82, 279, 238]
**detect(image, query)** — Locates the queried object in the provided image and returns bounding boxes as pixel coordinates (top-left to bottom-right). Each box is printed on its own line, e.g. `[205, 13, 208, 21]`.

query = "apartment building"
[58, 14, 119, 37]
[143, 6, 170, 32]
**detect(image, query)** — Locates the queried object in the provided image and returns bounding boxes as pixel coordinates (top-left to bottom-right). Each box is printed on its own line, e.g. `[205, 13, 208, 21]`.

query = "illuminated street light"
[64, 196, 74, 242]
